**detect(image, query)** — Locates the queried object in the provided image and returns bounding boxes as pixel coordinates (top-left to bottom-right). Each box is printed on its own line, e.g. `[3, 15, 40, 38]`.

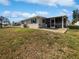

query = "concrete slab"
[39, 28, 68, 33]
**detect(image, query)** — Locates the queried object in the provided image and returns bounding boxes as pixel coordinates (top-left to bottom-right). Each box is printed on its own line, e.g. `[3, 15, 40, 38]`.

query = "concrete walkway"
[39, 28, 68, 33]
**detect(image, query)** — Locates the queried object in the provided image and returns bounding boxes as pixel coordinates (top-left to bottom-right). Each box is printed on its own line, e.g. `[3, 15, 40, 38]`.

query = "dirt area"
[39, 28, 68, 33]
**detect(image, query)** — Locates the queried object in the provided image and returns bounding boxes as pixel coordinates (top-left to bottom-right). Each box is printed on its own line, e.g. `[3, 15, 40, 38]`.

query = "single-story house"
[21, 16, 69, 29]
[72, 18, 79, 26]
[74, 21, 79, 26]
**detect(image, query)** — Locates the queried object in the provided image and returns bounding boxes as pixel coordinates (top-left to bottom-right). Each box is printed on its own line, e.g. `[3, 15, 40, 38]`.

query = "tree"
[0, 16, 10, 28]
[3, 17, 11, 26]
[0, 16, 4, 28]
[72, 9, 79, 24]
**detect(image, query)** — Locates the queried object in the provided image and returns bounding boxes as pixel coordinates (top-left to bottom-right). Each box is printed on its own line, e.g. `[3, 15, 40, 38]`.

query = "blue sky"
[0, 0, 79, 22]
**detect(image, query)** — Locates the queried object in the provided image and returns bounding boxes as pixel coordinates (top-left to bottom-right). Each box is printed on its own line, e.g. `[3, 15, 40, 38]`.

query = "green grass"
[0, 28, 79, 59]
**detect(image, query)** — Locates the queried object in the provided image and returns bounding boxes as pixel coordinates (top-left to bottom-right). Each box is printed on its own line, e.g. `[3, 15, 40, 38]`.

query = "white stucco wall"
[22, 17, 45, 29]
[26, 18, 40, 29]
[27, 24, 39, 29]
[74, 21, 79, 26]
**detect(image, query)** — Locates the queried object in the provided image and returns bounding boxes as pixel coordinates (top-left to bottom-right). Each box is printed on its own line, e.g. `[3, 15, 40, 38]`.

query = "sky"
[0, 0, 79, 22]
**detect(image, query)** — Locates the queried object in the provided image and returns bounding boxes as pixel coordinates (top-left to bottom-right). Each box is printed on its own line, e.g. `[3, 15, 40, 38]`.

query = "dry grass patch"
[0, 28, 79, 59]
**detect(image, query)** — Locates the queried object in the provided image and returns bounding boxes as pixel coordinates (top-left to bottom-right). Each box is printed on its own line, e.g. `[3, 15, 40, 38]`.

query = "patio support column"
[66, 20, 67, 28]
[54, 17, 55, 28]
[50, 18, 51, 28]
[62, 17, 64, 28]
[66, 17, 68, 28]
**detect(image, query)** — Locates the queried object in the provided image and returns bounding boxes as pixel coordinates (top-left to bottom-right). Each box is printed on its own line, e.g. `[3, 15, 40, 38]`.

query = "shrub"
[68, 25, 79, 29]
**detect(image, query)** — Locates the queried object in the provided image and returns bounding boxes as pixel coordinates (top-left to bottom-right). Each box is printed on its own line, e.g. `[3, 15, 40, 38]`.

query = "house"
[21, 16, 68, 29]
[74, 21, 79, 26]
[72, 18, 79, 26]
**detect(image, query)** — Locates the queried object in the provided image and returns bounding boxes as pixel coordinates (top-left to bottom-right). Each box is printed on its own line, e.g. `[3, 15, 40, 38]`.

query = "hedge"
[68, 25, 79, 29]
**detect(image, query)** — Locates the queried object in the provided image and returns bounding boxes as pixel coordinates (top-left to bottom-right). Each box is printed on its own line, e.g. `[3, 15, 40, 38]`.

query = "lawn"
[0, 28, 79, 59]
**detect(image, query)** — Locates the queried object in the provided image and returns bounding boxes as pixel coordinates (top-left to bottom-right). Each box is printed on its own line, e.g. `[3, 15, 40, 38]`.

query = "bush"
[68, 25, 79, 29]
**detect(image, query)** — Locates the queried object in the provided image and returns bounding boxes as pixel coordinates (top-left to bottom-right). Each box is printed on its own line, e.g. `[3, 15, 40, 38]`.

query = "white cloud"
[2, 10, 48, 21]
[59, 9, 72, 16]
[0, 0, 10, 5]
[35, 11, 48, 16]
[2, 11, 48, 18]
[15, 0, 76, 6]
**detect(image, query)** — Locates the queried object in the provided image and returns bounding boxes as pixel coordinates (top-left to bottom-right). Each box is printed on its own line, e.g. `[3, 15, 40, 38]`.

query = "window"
[43, 19, 45, 23]
[31, 18, 37, 24]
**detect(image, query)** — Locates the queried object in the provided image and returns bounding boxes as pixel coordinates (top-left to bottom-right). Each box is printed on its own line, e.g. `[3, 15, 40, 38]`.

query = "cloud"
[2, 11, 48, 18]
[59, 9, 72, 16]
[0, 0, 10, 6]
[15, 0, 76, 6]
[2, 10, 48, 21]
